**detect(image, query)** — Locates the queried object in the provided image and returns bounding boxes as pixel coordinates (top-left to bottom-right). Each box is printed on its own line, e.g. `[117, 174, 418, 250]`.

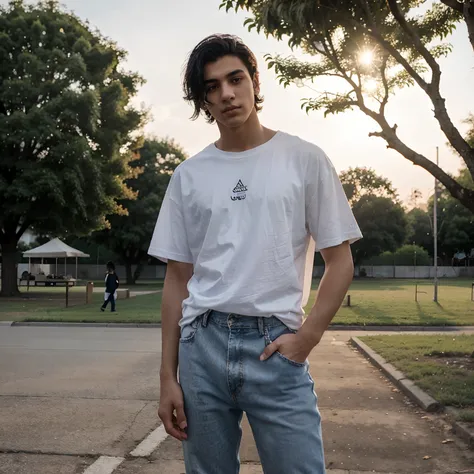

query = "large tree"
[339, 166, 397, 205]
[351, 194, 408, 266]
[221, 0, 474, 213]
[0, 0, 146, 296]
[405, 207, 434, 254]
[93, 138, 187, 285]
[428, 166, 474, 260]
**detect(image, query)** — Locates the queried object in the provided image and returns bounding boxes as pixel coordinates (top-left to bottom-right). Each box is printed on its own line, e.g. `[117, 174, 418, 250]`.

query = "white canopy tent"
[23, 238, 90, 279]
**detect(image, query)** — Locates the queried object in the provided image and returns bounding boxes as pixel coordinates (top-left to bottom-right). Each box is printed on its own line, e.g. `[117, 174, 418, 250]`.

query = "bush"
[367, 245, 431, 266]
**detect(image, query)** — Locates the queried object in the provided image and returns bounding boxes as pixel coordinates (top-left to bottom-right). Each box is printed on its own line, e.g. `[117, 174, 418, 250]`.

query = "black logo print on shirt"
[231, 179, 248, 201]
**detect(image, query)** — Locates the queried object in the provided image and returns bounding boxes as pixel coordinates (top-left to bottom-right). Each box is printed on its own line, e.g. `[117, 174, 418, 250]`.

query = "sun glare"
[359, 50, 374, 66]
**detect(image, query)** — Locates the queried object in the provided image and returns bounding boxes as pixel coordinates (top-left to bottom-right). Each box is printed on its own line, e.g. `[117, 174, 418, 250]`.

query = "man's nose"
[221, 82, 235, 101]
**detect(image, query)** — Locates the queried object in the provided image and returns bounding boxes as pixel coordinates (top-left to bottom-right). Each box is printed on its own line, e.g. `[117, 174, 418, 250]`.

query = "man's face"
[203, 55, 259, 128]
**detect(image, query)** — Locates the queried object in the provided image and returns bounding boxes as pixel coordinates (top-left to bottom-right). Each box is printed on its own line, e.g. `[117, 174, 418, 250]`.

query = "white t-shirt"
[148, 131, 362, 329]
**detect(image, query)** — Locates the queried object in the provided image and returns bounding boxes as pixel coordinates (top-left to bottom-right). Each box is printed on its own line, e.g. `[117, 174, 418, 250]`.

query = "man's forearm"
[160, 269, 191, 382]
[298, 252, 354, 346]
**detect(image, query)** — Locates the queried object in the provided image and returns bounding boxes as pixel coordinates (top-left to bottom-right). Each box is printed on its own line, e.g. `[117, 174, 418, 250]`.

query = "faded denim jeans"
[178, 310, 326, 474]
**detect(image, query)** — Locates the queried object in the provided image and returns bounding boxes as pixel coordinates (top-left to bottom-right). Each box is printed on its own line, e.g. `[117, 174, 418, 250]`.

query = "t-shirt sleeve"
[306, 150, 363, 252]
[148, 170, 193, 264]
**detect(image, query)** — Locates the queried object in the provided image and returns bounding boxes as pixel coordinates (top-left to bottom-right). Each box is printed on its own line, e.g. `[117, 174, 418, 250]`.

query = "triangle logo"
[233, 179, 248, 193]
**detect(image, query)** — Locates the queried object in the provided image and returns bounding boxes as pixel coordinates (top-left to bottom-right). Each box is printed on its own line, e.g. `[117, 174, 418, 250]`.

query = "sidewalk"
[114, 329, 474, 474]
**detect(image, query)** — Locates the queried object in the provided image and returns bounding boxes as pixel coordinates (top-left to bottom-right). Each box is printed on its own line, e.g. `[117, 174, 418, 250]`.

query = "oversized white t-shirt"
[148, 131, 362, 329]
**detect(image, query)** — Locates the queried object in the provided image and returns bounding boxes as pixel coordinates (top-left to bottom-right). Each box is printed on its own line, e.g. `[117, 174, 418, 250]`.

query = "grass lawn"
[1, 292, 163, 323]
[1, 278, 473, 325]
[359, 334, 474, 422]
[0, 280, 163, 322]
[305, 278, 474, 326]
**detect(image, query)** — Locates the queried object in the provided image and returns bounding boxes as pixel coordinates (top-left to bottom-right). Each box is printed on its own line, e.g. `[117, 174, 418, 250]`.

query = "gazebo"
[23, 238, 90, 280]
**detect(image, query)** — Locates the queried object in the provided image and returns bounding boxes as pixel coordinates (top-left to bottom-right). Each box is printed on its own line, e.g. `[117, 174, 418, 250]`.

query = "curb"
[9, 322, 162, 328]
[3, 321, 473, 331]
[351, 337, 474, 448]
[350, 336, 442, 412]
[452, 421, 474, 449]
[445, 407, 474, 449]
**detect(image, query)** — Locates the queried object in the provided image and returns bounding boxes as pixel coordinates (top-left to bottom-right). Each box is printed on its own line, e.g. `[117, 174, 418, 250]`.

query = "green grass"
[2, 292, 163, 323]
[0, 280, 164, 322]
[305, 279, 474, 326]
[2, 278, 474, 325]
[359, 334, 474, 420]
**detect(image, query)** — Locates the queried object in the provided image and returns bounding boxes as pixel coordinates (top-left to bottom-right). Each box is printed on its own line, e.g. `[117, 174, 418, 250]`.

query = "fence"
[10, 263, 474, 282]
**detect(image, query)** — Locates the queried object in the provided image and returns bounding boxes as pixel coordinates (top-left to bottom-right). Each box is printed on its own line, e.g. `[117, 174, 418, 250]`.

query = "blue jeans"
[178, 310, 326, 474]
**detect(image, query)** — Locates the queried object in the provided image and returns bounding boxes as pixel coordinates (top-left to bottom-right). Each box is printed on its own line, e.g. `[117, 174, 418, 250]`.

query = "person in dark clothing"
[101, 261, 120, 312]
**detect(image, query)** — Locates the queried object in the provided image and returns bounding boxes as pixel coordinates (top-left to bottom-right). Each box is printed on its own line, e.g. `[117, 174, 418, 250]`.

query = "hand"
[260, 331, 318, 364]
[158, 378, 188, 441]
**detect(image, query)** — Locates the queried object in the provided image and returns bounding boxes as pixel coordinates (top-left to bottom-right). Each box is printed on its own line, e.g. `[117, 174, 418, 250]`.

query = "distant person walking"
[101, 261, 119, 313]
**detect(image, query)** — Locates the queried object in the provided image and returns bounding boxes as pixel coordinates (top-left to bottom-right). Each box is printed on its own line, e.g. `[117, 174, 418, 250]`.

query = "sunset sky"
[6, 0, 474, 205]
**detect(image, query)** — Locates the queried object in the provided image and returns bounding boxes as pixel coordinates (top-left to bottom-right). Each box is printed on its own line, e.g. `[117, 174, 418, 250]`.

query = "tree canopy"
[339, 166, 397, 205]
[93, 138, 187, 284]
[221, 0, 474, 214]
[0, 0, 146, 295]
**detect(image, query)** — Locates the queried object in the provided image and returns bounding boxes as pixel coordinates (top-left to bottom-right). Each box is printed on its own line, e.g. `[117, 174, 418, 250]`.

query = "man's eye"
[232, 77, 242, 83]
[206, 85, 217, 92]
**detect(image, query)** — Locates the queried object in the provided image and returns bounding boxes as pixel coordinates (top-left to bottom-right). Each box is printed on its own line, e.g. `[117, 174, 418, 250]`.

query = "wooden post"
[65, 283, 69, 308]
[347, 294, 351, 307]
[415, 284, 418, 302]
[86, 281, 94, 304]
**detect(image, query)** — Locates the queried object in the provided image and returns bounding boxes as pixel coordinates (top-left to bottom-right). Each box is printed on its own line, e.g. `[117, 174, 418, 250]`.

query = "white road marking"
[83, 456, 124, 474]
[130, 424, 168, 457]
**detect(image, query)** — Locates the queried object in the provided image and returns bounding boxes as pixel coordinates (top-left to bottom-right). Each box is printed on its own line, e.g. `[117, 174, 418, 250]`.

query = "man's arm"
[160, 259, 193, 380]
[297, 241, 354, 347]
[260, 241, 354, 362]
[158, 259, 193, 441]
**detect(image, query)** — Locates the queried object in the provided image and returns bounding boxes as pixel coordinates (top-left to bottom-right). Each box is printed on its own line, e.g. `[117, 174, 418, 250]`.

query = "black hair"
[183, 34, 264, 124]
[106, 261, 115, 271]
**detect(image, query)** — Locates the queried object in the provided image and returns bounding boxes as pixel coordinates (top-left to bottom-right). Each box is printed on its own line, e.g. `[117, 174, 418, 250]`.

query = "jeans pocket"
[265, 323, 307, 367]
[179, 316, 202, 343]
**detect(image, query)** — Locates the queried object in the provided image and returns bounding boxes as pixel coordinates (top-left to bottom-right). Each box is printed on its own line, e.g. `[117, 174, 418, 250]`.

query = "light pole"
[433, 147, 439, 302]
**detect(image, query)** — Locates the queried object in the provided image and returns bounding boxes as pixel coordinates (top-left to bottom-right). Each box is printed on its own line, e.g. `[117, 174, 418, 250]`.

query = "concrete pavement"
[115, 329, 474, 474]
[0, 326, 473, 473]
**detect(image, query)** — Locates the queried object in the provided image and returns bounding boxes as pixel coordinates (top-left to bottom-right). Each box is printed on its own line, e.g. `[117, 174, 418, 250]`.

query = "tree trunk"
[464, 0, 474, 53]
[133, 262, 143, 284]
[125, 261, 134, 286]
[0, 237, 20, 297]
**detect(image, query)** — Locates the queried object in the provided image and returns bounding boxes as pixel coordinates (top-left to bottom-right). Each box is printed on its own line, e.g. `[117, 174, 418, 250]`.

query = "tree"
[93, 138, 187, 285]
[406, 207, 433, 254]
[0, 1, 146, 296]
[351, 195, 408, 266]
[429, 167, 474, 260]
[221, 0, 474, 214]
[339, 166, 397, 205]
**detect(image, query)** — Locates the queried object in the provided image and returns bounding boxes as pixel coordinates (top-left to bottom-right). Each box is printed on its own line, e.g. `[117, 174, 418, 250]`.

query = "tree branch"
[16, 220, 31, 240]
[440, 0, 463, 14]
[463, 0, 474, 53]
[379, 55, 390, 115]
[386, 0, 441, 87]
[368, 118, 474, 212]
[366, 29, 429, 92]
[359, 23, 474, 175]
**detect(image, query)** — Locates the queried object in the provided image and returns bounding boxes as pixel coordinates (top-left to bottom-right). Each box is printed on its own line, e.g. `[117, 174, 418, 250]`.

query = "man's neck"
[215, 112, 276, 153]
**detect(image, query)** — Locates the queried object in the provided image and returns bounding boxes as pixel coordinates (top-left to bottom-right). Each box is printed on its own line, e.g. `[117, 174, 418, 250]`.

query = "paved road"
[0, 325, 473, 474]
[0, 326, 161, 473]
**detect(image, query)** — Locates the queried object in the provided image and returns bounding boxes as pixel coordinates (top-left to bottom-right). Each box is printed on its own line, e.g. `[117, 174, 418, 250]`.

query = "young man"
[100, 261, 119, 313]
[148, 34, 362, 473]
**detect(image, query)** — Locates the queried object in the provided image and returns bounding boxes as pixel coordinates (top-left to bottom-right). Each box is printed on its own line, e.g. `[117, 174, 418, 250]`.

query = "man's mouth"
[223, 106, 240, 114]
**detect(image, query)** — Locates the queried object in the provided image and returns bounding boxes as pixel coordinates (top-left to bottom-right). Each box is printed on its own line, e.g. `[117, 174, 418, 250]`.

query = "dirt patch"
[430, 356, 474, 372]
